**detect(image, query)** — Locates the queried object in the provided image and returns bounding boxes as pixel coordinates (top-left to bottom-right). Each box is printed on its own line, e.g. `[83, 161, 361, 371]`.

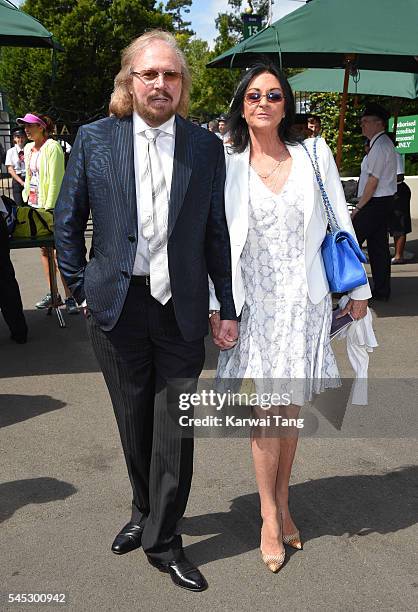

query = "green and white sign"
[242, 14, 262, 39]
[389, 114, 418, 154]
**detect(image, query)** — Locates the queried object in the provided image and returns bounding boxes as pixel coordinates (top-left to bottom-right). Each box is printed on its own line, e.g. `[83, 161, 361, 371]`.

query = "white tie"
[142, 129, 171, 305]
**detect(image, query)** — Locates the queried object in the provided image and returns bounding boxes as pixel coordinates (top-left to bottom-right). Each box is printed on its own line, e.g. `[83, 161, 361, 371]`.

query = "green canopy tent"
[0, 0, 62, 49]
[289, 68, 418, 136]
[288, 69, 418, 100]
[208, 0, 418, 167]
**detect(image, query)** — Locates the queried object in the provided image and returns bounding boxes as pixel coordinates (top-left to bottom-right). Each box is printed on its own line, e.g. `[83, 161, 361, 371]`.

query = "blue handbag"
[301, 138, 367, 293]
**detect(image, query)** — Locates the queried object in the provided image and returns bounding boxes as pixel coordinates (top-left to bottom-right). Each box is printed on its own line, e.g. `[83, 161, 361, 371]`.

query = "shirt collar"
[369, 130, 385, 146]
[133, 112, 175, 136]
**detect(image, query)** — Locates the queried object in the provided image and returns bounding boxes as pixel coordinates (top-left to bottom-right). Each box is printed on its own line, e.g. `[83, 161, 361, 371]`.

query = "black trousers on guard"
[87, 279, 205, 563]
[12, 179, 24, 207]
[0, 215, 27, 339]
[352, 195, 394, 299]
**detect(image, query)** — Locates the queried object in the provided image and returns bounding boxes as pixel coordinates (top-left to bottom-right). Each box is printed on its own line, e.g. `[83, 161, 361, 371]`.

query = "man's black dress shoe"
[111, 522, 144, 555]
[10, 332, 27, 344]
[148, 555, 208, 592]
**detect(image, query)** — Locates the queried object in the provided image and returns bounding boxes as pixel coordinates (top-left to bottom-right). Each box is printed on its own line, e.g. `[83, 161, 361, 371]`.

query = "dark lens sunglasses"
[245, 90, 284, 104]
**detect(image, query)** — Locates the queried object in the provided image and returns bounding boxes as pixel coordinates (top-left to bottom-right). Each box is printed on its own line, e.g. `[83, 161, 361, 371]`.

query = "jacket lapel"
[225, 147, 250, 247]
[287, 142, 315, 235]
[168, 115, 194, 237]
[111, 116, 137, 221]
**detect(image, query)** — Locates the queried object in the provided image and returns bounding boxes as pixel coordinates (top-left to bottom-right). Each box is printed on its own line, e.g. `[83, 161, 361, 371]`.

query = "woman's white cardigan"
[209, 137, 372, 315]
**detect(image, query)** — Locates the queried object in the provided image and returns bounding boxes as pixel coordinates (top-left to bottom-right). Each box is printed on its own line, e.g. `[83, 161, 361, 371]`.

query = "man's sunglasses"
[130, 69, 182, 85]
[244, 90, 284, 104]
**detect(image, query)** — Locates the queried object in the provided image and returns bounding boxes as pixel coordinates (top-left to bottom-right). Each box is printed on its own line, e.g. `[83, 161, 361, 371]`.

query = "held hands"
[209, 312, 239, 350]
[337, 298, 368, 321]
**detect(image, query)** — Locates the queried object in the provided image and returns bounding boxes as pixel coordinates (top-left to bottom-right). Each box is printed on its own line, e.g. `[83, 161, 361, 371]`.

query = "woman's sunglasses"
[244, 90, 284, 104]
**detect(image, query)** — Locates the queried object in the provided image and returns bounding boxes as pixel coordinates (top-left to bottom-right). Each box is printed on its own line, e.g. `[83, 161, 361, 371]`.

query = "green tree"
[308, 92, 418, 174]
[0, 0, 172, 123]
[216, 0, 269, 42]
[178, 13, 242, 121]
[166, 0, 193, 35]
[191, 0, 269, 120]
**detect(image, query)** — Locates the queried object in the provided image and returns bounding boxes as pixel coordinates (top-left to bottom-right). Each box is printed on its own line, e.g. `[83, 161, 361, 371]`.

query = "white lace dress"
[216, 162, 340, 406]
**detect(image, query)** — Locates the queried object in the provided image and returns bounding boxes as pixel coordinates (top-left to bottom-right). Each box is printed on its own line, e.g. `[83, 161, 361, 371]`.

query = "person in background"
[389, 150, 412, 264]
[5, 128, 27, 206]
[0, 196, 28, 344]
[351, 104, 397, 301]
[17, 112, 79, 314]
[208, 119, 221, 138]
[307, 114, 321, 138]
[217, 113, 231, 143]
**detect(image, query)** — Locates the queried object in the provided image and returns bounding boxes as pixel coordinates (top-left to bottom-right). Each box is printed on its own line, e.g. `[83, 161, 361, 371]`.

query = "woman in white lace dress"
[209, 64, 371, 573]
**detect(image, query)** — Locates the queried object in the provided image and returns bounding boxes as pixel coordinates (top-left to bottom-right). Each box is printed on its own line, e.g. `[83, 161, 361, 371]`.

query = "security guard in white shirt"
[5, 128, 27, 206]
[352, 104, 397, 301]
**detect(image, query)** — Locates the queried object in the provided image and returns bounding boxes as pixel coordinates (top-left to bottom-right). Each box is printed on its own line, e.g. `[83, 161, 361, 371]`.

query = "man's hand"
[353, 175, 378, 220]
[210, 313, 238, 350]
[337, 298, 368, 321]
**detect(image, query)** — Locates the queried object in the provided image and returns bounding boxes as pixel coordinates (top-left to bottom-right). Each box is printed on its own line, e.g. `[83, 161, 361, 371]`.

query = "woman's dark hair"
[227, 61, 299, 153]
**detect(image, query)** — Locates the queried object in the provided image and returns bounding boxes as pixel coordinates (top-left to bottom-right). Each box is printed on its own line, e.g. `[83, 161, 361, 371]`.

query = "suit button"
[128, 235, 136, 242]
[122, 270, 130, 278]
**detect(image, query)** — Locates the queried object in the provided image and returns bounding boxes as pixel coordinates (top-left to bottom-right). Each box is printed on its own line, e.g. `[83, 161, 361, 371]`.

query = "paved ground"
[1, 224, 417, 612]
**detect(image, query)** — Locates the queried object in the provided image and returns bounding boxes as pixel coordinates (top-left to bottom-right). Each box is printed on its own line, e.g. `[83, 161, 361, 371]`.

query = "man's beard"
[133, 91, 178, 126]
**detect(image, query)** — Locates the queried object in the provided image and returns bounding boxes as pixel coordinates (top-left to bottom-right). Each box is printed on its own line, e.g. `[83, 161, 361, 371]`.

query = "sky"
[189, 0, 304, 46]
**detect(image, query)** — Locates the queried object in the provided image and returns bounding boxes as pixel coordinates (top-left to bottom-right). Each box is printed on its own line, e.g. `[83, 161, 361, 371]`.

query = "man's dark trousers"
[12, 180, 24, 207]
[0, 215, 27, 338]
[87, 279, 205, 563]
[353, 196, 394, 298]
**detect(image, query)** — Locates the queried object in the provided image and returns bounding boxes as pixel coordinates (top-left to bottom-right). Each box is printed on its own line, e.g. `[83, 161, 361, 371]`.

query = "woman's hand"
[210, 311, 238, 350]
[337, 298, 368, 321]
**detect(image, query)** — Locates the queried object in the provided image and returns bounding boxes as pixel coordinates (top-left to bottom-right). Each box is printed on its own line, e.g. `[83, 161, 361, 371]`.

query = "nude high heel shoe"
[281, 509, 303, 549]
[260, 549, 286, 573]
[260, 514, 286, 573]
[282, 531, 303, 550]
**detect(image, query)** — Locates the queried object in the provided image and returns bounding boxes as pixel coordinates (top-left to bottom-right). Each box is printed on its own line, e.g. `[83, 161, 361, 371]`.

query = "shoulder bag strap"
[301, 137, 341, 233]
[34, 209, 52, 231]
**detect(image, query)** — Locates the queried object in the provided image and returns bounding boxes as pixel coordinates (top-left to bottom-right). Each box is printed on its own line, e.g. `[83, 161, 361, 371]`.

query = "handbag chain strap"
[301, 137, 340, 233]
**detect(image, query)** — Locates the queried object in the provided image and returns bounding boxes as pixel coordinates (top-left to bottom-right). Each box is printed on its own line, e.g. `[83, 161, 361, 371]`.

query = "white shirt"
[132, 112, 175, 275]
[357, 131, 397, 198]
[57, 139, 72, 154]
[5, 144, 26, 176]
[396, 151, 405, 179]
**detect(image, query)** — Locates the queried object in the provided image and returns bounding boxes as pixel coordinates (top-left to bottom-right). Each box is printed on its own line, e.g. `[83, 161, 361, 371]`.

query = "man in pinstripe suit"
[55, 31, 238, 592]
